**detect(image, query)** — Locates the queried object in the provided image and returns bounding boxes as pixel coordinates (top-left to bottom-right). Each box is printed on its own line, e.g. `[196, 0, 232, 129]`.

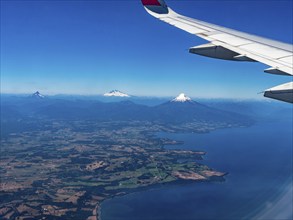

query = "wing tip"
[142, 0, 169, 14]
[141, 0, 162, 6]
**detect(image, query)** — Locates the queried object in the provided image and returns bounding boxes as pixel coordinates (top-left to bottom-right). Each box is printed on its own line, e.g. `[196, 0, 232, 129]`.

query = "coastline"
[98, 172, 227, 220]
[97, 131, 228, 220]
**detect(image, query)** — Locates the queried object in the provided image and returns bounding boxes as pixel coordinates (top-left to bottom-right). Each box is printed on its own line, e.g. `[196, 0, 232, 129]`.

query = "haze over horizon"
[1, 0, 292, 99]
[0, 90, 279, 101]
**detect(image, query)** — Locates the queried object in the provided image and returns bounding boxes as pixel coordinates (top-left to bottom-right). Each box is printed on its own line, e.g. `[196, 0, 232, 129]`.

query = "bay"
[101, 121, 292, 220]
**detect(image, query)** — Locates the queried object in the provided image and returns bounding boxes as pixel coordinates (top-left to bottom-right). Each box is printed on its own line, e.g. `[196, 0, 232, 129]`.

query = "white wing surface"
[141, 0, 293, 103]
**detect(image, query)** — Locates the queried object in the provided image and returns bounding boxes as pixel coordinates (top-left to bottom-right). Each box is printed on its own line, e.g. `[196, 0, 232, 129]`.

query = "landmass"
[0, 119, 227, 220]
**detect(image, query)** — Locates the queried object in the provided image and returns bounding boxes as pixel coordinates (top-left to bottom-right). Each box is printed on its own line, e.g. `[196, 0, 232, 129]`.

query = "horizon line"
[0, 92, 269, 102]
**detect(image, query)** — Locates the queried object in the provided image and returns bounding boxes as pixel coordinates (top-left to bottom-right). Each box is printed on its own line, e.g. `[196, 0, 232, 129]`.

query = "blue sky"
[1, 0, 292, 99]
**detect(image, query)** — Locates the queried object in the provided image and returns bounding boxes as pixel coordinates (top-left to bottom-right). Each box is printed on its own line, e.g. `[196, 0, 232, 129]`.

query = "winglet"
[142, 0, 169, 14]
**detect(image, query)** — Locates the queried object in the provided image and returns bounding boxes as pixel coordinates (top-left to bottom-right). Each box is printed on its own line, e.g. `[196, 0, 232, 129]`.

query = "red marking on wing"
[141, 0, 161, 6]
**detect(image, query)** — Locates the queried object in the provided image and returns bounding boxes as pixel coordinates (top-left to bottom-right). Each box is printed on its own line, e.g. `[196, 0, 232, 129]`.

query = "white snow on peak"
[104, 90, 130, 97]
[32, 91, 45, 98]
[171, 93, 192, 102]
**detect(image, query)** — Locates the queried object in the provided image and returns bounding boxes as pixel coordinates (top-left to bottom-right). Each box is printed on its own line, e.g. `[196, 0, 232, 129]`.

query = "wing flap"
[208, 33, 253, 47]
[278, 56, 293, 65]
[238, 44, 292, 59]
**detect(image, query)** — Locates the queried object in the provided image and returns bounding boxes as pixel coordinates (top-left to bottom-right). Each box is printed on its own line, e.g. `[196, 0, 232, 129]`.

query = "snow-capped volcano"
[31, 91, 45, 99]
[103, 90, 130, 97]
[171, 93, 192, 102]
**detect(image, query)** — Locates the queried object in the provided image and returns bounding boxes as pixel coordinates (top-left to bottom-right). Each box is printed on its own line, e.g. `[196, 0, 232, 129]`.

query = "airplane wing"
[141, 0, 293, 103]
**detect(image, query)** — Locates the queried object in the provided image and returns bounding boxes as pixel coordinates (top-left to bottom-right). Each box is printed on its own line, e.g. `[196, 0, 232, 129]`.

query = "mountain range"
[1, 92, 254, 126]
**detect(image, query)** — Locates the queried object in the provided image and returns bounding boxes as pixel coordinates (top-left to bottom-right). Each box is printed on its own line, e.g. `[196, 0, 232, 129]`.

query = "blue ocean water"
[101, 121, 292, 220]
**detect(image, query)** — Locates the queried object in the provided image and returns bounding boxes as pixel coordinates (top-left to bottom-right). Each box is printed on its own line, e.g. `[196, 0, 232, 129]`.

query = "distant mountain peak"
[104, 90, 130, 97]
[32, 91, 45, 99]
[171, 93, 192, 102]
